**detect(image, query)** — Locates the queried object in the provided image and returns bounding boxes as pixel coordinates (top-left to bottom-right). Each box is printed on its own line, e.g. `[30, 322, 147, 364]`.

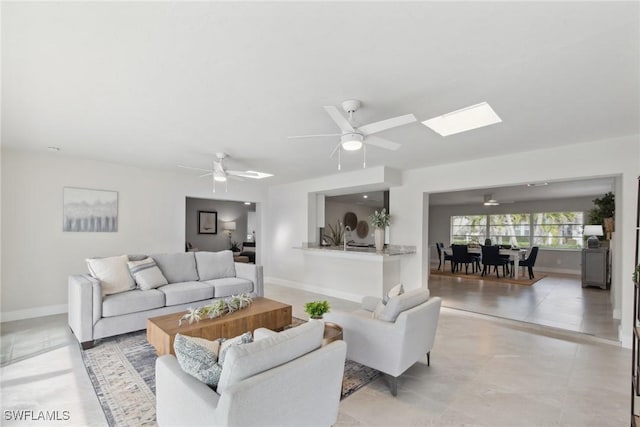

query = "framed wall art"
[198, 210, 218, 234]
[63, 187, 118, 232]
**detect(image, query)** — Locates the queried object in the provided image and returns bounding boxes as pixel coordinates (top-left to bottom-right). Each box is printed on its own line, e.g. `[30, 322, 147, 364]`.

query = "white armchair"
[324, 289, 441, 396]
[156, 321, 347, 426]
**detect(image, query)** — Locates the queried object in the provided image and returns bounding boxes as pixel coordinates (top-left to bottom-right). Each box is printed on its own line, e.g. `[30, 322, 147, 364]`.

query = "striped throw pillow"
[127, 257, 168, 290]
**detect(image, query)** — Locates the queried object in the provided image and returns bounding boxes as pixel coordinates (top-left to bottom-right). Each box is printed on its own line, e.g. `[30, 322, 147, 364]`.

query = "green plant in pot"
[323, 221, 344, 246]
[304, 300, 330, 320]
[633, 264, 640, 284]
[588, 192, 615, 240]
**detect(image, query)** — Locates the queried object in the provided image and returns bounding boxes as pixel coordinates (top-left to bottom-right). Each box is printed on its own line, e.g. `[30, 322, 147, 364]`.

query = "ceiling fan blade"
[359, 113, 417, 136]
[288, 133, 341, 139]
[199, 172, 213, 178]
[178, 165, 214, 173]
[323, 106, 355, 132]
[227, 170, 274, 179]
[228, 175, 245, 181]
[364, 135, 401, 151]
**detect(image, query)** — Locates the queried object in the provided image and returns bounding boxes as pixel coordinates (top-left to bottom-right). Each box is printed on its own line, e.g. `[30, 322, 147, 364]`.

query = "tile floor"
[428, 270, 620, 341]
[0, 282, 631, 426]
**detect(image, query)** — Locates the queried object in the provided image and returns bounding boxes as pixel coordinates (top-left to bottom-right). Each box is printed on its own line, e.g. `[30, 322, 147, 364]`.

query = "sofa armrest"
[156, 355, 220, 427]
[68, 274, 102, 344]
[234, 263, 264, 297]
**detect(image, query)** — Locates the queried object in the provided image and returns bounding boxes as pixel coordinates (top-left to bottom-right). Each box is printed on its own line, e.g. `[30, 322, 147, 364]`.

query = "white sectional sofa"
[68, 250, 264, 349]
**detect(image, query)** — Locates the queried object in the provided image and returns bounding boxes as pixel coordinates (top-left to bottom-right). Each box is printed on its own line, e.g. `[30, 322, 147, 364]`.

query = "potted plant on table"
[229, 241, 241, 254]
[304, 300, 330, 321]
[370, 208, 391, 251]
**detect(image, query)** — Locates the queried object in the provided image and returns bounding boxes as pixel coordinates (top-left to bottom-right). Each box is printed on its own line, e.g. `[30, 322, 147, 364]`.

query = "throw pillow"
[127, 257, 169, 290]
[218, 331, 253, 366]
[173, 334, 223, 387]
[86, 255, 136, 296]
[383, 283, 405, 304]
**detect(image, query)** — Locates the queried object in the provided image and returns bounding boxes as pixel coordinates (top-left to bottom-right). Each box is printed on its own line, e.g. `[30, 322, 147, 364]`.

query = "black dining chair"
[484, 238, 492, 246]
[481, 245, 510, 278]
[451, 244, 479, 274]
[435, 243, 453, 271]
[519, 246, 539, 279]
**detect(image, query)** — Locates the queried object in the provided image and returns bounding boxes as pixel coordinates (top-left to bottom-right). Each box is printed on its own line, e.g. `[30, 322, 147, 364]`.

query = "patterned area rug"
[81, 324, 380, 426]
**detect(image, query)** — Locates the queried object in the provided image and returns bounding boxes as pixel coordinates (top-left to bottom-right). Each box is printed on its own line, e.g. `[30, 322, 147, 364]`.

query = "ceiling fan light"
[214, 176, 227, 182]
[342, 140, 363, 151]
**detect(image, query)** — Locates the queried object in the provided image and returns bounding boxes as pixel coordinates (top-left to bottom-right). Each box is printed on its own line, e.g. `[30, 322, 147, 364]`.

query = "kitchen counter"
[293, 243, 416, 300]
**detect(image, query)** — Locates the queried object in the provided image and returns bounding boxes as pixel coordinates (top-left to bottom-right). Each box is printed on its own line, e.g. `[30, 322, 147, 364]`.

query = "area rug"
[81, 326, 381, 426]
[430, 268, 545, 286]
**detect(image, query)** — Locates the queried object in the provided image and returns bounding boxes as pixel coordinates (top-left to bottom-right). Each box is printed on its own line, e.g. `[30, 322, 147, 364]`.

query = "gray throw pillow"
[173, 334, 223, 387]
[218, 331, 253, 366]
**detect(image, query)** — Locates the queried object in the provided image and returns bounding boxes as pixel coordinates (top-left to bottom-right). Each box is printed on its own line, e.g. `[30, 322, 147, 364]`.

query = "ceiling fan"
[289, 99, 417, 170]
[178, 153, 273, 192]
[483, 194, 514, 206]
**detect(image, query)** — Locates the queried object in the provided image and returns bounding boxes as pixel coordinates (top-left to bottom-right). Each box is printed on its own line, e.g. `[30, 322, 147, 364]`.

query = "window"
[451, 215, 486, 244]
[489, 214, 530, 247]
[449, 211, 585, 249]
[532, 211, 584, 249]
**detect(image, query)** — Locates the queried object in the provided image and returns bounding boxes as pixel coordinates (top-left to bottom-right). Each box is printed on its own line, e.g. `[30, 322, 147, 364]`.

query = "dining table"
[445, 246, 528, 279]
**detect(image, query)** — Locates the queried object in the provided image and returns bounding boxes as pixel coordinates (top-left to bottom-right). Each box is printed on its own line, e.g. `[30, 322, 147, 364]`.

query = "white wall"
[265, 166, 402, 283]
[0, 148, 266, 320]
[428, 196, 599, 274]
[390, 135, 638, 345]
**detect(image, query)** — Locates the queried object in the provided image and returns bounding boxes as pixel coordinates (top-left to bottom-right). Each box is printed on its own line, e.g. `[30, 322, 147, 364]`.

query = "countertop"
[296, 243, 416, 256]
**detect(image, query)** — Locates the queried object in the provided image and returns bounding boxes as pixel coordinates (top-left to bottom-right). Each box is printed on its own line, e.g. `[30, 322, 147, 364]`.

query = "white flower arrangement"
[178, 293, 254, 326]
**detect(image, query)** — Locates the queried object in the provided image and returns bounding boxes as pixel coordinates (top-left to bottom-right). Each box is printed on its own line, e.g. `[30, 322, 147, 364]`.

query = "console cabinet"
[581, 248, 610, 289]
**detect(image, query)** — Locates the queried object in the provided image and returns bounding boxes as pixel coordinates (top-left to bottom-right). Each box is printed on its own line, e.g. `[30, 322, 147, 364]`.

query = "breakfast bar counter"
[295, 243, 416, 301]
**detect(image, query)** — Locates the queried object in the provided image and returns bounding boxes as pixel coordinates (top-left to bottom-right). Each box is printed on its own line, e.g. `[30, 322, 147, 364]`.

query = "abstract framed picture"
[198, 210, 218, 234]
[63, 187, 118, 232]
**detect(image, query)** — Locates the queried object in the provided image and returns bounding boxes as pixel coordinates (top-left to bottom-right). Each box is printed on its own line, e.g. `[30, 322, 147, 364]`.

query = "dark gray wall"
[185, 197, 255, 252]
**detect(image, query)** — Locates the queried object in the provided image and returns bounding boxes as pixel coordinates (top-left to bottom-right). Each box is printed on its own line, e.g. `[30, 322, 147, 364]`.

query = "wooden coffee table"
[146, 297, 292, 356]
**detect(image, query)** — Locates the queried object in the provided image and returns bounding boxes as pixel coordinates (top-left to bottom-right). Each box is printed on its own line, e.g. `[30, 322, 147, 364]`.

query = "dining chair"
[519, 246, 539, 279]
[436, 243, 453, 271]
[481, 245, 510, 278]
[451, 244, 479, 274]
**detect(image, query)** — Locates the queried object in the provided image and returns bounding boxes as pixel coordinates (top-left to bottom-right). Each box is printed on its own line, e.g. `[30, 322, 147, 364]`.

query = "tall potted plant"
[588, 192, 615, 239]
[370, 208, 391, 251]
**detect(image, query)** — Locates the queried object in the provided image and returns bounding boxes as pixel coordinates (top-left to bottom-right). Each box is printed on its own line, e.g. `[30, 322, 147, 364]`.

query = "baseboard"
[0, 304, 68, 322]
[265, 276, 362, 302]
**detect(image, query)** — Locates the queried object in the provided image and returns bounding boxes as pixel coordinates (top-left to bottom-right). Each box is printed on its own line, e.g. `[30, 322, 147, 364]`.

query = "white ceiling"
[2, 2, 639, 188]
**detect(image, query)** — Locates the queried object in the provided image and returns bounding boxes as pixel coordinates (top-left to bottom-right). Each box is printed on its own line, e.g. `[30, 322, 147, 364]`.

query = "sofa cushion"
[383, 283, 405, 304]
[195, 251, 236, 281]
[127, 257, 168, 290]
[174, 334, 223, 387]
[86, 255, 136, 296]
[217, 320, 323, 394]
[102, 289, 165, 317]
[157, 281, 214, 306]
[204, 277, 254, 298]
[150, 252, 199, 283]
[218, 331, 253, 365]
[377, 289, 430, 322]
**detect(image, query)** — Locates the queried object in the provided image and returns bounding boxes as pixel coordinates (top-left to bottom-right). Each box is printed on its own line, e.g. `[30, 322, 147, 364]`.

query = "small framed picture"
[198, 211, 217, 234]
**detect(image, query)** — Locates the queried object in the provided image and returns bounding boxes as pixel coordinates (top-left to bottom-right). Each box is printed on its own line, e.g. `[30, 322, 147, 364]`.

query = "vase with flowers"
[370, 208, 391, 251]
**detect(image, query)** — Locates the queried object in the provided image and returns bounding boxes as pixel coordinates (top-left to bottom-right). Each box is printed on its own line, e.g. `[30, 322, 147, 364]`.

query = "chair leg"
[81, 340, 94, 350]
[528, 266, 534, 279]
[427, 351, 431, 366]
[387, 375, 398, 396]
[438, 259, 442, 271]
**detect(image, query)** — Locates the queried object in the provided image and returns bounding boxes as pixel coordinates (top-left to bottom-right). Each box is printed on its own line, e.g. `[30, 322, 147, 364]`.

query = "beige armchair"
[324, 289, 441, 396]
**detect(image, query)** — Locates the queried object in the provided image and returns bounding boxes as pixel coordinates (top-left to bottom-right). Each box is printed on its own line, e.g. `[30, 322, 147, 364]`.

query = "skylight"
[422, 102, 502, 137]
